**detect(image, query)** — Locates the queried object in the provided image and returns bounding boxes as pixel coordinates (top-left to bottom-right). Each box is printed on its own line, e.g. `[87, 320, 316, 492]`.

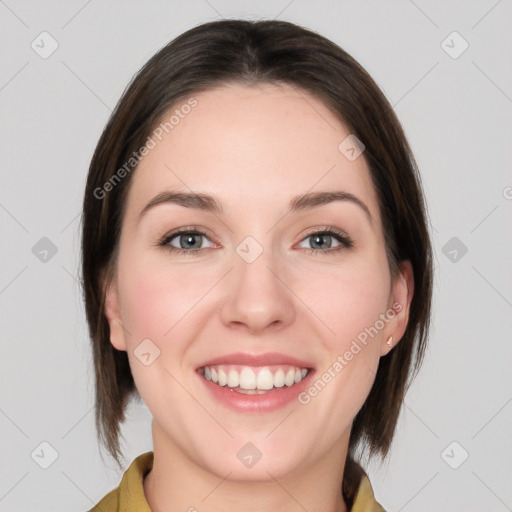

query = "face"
[105, 82, 413, 481]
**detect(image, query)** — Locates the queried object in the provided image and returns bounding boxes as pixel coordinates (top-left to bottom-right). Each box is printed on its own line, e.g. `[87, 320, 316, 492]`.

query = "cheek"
[296, 268, 390, 432]
[297, 256, 391, 421]
[115, 252, 211, 399]
[117, 250, 213, 342]
[304, 257, 391, 348]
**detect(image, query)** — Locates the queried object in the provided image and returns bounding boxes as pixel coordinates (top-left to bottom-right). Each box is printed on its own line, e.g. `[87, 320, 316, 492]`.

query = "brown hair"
[81, 19, 433, 469]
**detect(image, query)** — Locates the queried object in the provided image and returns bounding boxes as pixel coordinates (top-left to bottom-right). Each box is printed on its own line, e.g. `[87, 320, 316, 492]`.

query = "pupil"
[181, 234, 200, 249]
[312, 234, 331, 249]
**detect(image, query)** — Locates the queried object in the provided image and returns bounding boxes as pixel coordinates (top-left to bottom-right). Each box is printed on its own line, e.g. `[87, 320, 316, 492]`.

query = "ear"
[380, 260, 414, 356]
[104, 280, 128, 351]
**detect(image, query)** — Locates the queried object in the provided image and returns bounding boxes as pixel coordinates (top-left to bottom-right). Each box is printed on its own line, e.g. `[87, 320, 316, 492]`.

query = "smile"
[200, 364, 309, 394]
[196, 352, 315, 412]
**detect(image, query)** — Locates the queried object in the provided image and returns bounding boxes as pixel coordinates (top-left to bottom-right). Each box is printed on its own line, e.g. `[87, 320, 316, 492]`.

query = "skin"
[105, 82, 414, 512]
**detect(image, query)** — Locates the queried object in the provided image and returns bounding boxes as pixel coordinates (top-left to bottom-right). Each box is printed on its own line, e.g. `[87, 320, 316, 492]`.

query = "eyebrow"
[139, 190, 372, 223]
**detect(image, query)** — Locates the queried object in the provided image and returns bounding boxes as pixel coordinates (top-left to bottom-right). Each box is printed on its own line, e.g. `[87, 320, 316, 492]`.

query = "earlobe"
[381, 260, 414, 356]
[104, 282, 127, 351]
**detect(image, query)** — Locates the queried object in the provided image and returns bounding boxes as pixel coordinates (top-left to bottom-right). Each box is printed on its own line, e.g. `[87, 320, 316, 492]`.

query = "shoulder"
[344, 456, 387, 512]
[89, 451, 154, 512]
[88, 489, 117, 512]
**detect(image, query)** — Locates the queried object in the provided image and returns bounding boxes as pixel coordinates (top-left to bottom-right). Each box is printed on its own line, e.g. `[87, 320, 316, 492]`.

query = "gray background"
[1, 1, 511, 511]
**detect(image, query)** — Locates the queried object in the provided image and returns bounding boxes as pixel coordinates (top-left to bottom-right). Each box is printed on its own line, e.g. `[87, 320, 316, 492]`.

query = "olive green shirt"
[90, 451, 385, 511]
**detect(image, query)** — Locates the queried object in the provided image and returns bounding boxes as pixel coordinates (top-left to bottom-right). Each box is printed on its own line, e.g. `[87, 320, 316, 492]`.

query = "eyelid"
[160, 225, 214, 241]
[299, 225, 350, 239]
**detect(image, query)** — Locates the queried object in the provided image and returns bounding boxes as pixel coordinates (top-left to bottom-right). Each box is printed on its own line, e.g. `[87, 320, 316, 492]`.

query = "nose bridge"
[235, 236, 278, 290]
[220, 234, 295, 331]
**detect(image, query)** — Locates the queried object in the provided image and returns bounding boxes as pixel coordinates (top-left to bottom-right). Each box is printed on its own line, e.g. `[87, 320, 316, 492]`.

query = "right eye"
[159, 228, 216, 254]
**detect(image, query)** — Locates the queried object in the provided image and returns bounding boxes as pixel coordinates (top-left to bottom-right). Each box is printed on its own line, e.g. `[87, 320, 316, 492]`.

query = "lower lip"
[197, 370, 314, 413]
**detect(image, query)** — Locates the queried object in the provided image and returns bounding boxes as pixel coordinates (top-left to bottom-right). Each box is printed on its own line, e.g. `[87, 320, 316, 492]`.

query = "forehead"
[126, 82, 380, 225]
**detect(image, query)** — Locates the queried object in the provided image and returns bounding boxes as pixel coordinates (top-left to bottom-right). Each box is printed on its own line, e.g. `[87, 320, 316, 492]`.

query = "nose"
[220, 243, 296, 333]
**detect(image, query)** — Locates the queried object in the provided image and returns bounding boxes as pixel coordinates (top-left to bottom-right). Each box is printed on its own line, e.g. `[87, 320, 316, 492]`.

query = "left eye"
[298, 231, 348, 251]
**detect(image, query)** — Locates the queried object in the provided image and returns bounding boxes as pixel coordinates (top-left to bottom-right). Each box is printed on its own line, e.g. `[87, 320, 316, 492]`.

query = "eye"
[157, 226, 354, 256]
[297, 227, 354, 255]
[158, 228, 216, 254]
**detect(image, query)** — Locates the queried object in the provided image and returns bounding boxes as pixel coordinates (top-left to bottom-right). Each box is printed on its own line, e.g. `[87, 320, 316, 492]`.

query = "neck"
[143, 421, 349, 512]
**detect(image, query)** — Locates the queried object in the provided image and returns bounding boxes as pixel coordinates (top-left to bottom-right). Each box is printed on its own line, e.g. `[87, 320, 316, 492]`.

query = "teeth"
[227, 370, 239, 388]
[201, 364, 309, 391]
[273, 369, 285, 387]
[256, 368, 274, 390]
[218, 368, 227, 386]
[285, 369, 295, 386]
[239, 367, 256, 390]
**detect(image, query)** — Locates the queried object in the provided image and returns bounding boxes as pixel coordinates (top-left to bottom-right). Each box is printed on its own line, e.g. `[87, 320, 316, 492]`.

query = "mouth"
[195, 352, 315, 412]
[198, 364, 310, 394]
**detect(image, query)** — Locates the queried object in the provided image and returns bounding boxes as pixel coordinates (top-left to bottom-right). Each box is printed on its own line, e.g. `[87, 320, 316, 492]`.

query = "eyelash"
[157, 226, 354, 256]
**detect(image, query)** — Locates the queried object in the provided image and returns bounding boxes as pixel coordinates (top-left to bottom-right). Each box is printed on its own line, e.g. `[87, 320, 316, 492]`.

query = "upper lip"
[198, 352, 314, 369]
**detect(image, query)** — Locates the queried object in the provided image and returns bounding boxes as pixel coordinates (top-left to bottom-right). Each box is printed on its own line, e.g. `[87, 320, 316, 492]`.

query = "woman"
[83, 19, 433, 512]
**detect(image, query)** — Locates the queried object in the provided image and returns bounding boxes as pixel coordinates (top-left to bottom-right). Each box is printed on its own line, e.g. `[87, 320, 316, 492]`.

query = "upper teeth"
[202, 365, 309, 390]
